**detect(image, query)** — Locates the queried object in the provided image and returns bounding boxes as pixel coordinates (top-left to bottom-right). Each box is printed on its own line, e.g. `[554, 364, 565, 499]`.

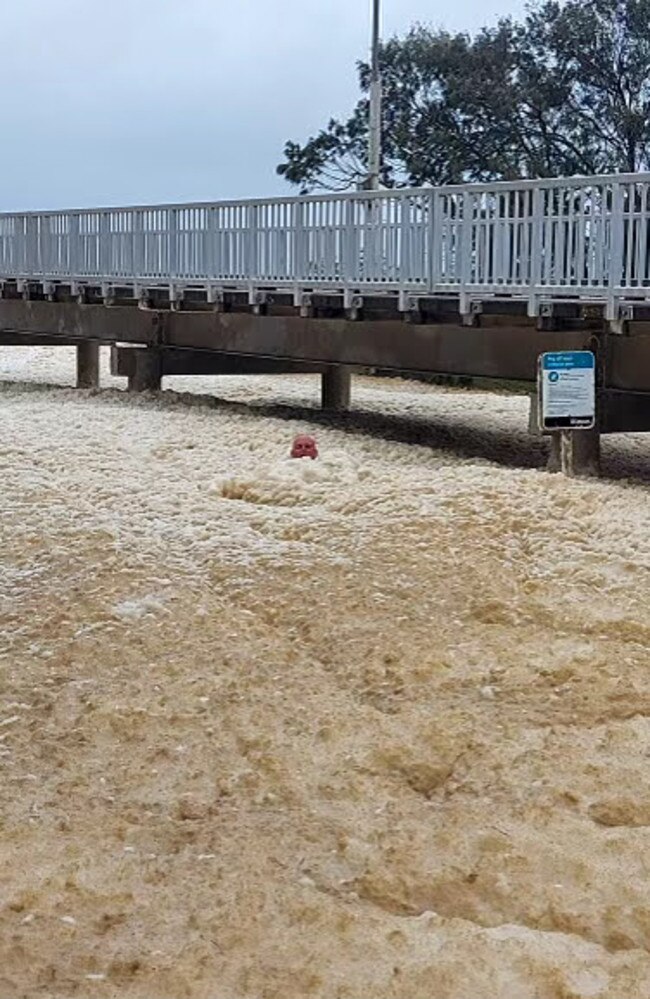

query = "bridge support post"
[128, 348, 162, 392]
[76, 341, 100, 389]
[558, 429, 601, 478]
[547, 434, 562, 473]
[321, 366, 351, 411]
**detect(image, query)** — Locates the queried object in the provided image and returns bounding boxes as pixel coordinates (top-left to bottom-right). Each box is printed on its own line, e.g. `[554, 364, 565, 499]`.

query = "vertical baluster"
[25, 215, 37, 277]
[475, 194, 483, 288]
[40, 214, 51, 278]
[504, 189, 513, 286]
[591, 186, 602, 289]
[505, 190, 512, 286]
[324, 199, 332, 282]
[493, 193, 503, 285]
[624, 189, 634, 289]
[399, 195, 408, 287]
[543, 189, 554, 288]
[207, 206, 216, 280]
[430, 192, 443, 290]
[639, 181, 650, 287]
[566, 185, 576, 285]
[519, 190, 530, 288]
[249, 203, 258, 282]
[426, 192, 436, 292]
[575, 189, 586, 287]
[556, 188, 565, 288]
[341, 197, 352, 285]
[634, 184, 647, 288]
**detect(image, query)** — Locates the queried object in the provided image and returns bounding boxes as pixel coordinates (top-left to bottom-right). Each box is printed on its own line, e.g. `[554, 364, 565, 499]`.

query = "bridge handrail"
[4, 170, 650, 216]
[1, 172, 649, 318]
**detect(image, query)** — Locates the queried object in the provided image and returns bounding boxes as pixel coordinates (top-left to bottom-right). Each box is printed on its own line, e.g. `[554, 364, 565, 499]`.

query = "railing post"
[168, 208, 178, 279]
[22, 216, 30, 278]
[606, 182, 626, 321]
[428, 190, 439, 293]
[400, 193, 411, 287]
[246, 203, 258, 286]
[365, 194, 376, 284]
[459, 190, 474, 315]
[69, 213, 80, 279]
[40, 214, 51, 278]
[26, 215, 38, 278]
[28, 214, 37, 279]
[98, 211, 109, 280]
[292, 199, 304, 297]
[15, 217, 23, 277]
[343, 197, 355, 286]
[2, 218, 9, 276]
[528, 186, 544, 317]
[134, 209, 145, 280]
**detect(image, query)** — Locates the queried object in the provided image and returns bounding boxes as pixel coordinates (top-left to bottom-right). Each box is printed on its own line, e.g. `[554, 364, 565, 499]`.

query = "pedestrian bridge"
[2, 171, 650, 477]
[2, 172, 650, 322]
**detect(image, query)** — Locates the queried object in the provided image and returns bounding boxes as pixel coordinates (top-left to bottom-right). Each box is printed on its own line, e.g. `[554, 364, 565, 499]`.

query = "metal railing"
[1, 172, 650, 317]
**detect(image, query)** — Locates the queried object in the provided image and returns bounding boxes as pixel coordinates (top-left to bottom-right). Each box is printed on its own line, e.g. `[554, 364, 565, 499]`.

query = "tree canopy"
[277, 0, 650, 192]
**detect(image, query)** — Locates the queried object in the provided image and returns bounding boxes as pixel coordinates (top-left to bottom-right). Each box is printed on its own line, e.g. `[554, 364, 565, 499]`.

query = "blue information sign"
[540, 351, 596, 430]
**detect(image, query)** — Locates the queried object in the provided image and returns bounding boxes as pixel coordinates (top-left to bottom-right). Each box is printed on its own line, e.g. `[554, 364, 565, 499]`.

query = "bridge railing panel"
[537, 182, 612, 291]
[620, 181, 650, 289]
[1, 173, 650, 309]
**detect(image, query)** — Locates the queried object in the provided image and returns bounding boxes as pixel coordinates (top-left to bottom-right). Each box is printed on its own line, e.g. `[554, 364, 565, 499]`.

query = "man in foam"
[290, 435, 318, 460]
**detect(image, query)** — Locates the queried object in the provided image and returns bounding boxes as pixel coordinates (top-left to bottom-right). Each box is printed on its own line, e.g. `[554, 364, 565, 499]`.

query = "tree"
[277, 29, 473, 192]
[278, 28, 499, 191]
[527, 0, 650, 173]
[276, 0, 650, 192]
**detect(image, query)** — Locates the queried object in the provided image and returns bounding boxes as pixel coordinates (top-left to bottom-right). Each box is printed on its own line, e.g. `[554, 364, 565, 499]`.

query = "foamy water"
[1, 346, 650, 998]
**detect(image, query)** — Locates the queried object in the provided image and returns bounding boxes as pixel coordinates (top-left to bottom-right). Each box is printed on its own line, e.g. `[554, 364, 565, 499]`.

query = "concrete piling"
[321, 366, 351, 412]
[76, 341, 100, 389]
[127, 348, 162, 392]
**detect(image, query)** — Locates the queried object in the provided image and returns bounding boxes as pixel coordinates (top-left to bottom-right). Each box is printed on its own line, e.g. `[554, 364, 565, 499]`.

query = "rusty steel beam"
[1, 299, 650, 391]
[0, 332, 82, 346]
[109, 345, 327, 378]
[0, 300, 159, 346]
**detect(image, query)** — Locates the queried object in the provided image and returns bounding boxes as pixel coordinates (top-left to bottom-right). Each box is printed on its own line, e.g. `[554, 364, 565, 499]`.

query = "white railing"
[1, 172, 650, 317]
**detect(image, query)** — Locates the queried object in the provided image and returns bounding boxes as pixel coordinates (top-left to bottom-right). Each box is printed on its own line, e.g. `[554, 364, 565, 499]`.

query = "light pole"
[367, 0, 382, 190]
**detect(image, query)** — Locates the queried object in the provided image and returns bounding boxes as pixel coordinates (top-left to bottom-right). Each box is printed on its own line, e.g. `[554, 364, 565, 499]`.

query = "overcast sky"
[1, 0, 526, 211]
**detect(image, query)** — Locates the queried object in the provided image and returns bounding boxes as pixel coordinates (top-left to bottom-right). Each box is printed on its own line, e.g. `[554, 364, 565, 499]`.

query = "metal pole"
[367, 0, 382, 190]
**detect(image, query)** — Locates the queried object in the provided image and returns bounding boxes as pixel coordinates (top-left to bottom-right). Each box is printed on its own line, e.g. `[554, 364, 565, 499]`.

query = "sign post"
[539, 351, 596, 431]
[538, 349, 600, 477]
